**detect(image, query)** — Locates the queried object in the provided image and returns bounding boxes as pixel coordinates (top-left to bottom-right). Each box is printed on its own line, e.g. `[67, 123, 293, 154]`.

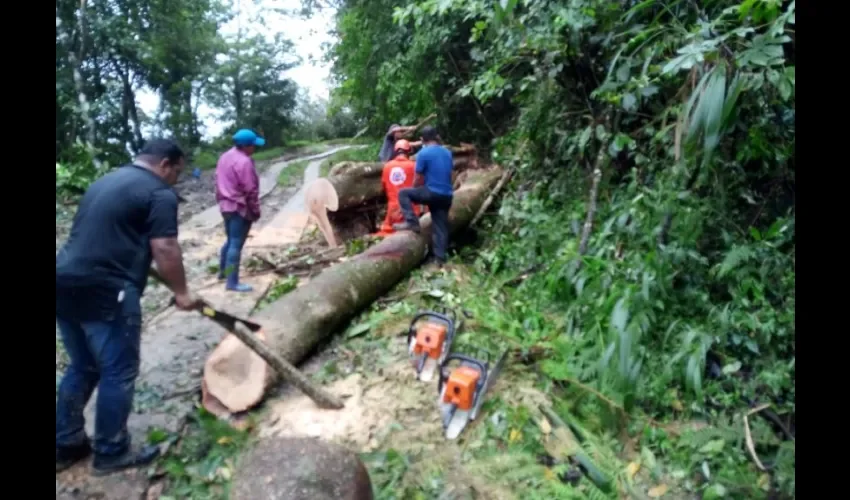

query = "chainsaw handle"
[406, 311, 456, 346]
[438, 354, 488, 395]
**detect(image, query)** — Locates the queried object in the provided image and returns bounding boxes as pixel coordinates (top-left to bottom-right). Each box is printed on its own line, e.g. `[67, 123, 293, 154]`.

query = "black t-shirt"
[56, 164, 178, 319]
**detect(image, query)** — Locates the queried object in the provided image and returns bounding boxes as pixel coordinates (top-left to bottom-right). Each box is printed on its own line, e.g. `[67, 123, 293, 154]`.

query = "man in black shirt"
[56, 139, 201, 475]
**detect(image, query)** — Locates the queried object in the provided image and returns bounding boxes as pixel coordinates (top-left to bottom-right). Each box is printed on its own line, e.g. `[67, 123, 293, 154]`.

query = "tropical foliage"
[328, 0, 795, 496]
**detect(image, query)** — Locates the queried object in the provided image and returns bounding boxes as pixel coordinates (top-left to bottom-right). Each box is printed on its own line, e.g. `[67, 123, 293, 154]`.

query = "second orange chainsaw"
[438, 349, 507, 439]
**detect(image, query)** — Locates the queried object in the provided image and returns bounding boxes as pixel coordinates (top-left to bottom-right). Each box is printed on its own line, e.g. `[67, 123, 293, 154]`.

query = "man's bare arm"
[150, 237, 189, 296]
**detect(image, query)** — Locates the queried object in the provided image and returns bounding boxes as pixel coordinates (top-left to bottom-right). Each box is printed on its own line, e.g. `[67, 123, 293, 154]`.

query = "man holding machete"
[55, 138, 202, 475]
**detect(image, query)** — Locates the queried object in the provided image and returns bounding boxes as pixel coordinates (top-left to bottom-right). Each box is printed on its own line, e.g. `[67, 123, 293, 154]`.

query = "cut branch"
[578, 146, 608, 256]
[470, 167, 513, 227]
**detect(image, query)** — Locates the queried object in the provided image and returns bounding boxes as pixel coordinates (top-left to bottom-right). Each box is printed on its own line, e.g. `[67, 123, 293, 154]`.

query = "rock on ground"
[231, 437, 373, 500]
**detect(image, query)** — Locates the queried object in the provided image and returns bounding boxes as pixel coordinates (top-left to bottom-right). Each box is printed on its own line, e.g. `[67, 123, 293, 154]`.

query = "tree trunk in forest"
[201, 168, 504, 415]
[56, 3, 102, 169]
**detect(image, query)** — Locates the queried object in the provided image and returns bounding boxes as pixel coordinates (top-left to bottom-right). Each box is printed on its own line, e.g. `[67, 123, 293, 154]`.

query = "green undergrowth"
[319, 143, 380, 177]
[258, 275, 299, 309]
[154, 407, 254, 499]
[334, 246, 791, 498]
[276, 159, 311, 187]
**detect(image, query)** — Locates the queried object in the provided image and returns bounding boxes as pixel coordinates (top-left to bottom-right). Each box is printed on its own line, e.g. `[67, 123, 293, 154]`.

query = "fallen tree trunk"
[202, 167, 503, 415]
[328, 154, 478, 212]
[328, 144, 475, 178]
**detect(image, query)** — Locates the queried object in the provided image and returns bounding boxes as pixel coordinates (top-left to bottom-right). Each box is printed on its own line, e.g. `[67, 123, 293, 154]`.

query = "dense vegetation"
[327, 0, 795, 497]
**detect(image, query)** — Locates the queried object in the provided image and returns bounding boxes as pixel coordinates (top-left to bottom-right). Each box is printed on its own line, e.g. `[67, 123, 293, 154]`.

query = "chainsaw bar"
[438, 349, 509, 440]
[470, 349, 508, 421]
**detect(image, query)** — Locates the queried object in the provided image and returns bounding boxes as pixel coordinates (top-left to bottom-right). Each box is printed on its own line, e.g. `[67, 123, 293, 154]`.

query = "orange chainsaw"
[407, 310, 457, 382]
[438, 349, 508, 439]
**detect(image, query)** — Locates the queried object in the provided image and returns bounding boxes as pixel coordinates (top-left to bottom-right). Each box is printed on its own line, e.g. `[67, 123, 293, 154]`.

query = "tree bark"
[578, 145, 608, 256]
[56, 2, 102, 169]
[327, 153, 478, 212]
[202, 168, 504, 415]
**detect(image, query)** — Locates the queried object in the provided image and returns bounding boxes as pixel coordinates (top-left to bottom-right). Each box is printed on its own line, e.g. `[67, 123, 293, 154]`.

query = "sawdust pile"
[261, 360, 442, 452]
[260, 341, 550, 452]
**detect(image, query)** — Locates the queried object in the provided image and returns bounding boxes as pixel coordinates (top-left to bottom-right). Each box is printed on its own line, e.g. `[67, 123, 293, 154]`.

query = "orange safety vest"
[374, 155, 424, 237]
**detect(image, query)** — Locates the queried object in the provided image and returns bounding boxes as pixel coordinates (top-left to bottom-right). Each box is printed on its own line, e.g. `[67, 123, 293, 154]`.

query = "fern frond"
[678, 423, 743, 450]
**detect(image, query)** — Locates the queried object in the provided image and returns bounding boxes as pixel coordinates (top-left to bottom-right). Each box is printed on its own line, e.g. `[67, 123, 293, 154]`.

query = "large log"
[202, 168, 503, 415]
[328, 154, 478, 212]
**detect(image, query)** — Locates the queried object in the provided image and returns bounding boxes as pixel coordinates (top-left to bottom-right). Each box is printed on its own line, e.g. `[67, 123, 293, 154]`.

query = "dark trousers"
[398, 186, 453, 262]
[55, 285, 142, 456]
[219, 212, 253, 287]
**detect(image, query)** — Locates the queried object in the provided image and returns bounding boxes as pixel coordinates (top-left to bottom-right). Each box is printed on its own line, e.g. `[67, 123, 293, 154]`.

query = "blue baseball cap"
[233, 129, 266, 147]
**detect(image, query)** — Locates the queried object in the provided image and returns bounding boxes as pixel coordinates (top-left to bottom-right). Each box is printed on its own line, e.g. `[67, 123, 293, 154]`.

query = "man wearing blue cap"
[215, 128, 266, 292]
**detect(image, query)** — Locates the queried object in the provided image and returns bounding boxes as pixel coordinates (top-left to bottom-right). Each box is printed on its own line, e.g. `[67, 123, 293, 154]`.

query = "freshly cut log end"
[306, 178, 340, 212]
[305, 178, 340, 247]
[202, 167, 504, 415]
[202, 329, 271, 414]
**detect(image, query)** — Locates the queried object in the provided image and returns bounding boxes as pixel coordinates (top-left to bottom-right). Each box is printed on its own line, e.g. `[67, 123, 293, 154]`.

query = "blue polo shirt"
[415, 144, 454, 196]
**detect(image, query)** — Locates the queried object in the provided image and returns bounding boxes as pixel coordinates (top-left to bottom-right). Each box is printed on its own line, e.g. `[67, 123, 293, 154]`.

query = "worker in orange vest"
[375, 140, 425, 237]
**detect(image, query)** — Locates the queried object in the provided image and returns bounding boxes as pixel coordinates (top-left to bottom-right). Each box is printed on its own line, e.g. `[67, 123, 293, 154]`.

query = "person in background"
[375, 139, 425, 237]
[215, 128, 265, 292]
[378, 124, 422, 162]
[393, 126, 454, 267]
[56, 138, 202, 475]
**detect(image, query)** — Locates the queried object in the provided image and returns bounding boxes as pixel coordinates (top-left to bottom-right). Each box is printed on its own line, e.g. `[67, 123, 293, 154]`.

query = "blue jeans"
[398, 186, 453, 262]
[219, 212, 253, 287]
[55, 284, 142, 456]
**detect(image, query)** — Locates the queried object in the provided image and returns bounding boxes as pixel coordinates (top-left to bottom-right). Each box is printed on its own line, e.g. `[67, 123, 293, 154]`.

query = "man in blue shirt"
[394, 126, 454, 266]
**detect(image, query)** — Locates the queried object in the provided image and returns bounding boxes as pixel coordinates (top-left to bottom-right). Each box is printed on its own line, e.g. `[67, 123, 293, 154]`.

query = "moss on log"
[202, 168, 503, 414]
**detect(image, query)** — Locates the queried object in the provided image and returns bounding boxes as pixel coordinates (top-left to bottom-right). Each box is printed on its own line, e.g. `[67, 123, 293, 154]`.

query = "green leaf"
[541, 359, 571, 380]
[622, 93, 637, 111]
[716, 245, 753, 277]
[579, 127, 593, 153]
[147, 427, 169, 445]
[700, 66, 728, 157]
[721, 360, 742, 375]
[704, 483, 728, 499]
[699, 439, 726, 454]
[346, 322, 371, 339]
[611, 298, 629, 333]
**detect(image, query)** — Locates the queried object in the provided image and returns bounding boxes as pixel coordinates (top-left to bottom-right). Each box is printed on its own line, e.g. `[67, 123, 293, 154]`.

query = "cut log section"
[305, 178, 340, 248]
[201, 167, 504, 416]
[327, 153, 479, 213]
